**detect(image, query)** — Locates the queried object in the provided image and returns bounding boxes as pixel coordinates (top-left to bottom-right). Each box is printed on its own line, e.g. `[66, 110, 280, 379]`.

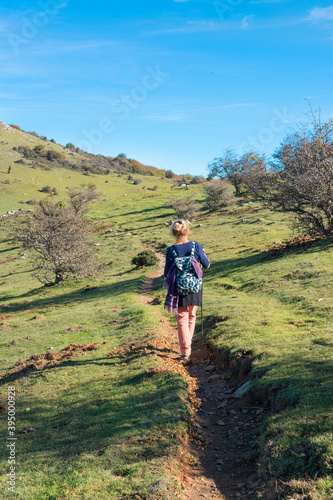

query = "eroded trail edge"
[138, 254, 269, 500]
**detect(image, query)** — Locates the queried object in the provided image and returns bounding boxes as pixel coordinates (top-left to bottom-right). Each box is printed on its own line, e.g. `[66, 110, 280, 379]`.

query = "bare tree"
[168, 194, 200, 220]
[238, 151, 269, 198]
[266, 113, 333, 236]
[67, 184, 100, 215]
[203, 179, 236, 211]
[10, 199, 99, 285]
[208, 149, 269, 199]
[208, 149, 245, 197]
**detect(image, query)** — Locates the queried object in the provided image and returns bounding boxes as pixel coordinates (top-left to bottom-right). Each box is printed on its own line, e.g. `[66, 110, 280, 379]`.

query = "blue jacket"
[164, 241, 210, 277]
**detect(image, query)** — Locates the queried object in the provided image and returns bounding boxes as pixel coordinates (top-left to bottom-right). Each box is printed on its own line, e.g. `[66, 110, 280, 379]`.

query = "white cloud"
[308, 6, 333, 22]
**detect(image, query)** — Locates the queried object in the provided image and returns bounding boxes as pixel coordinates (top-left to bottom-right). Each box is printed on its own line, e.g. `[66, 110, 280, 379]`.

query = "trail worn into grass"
[139, 255, 271, 500]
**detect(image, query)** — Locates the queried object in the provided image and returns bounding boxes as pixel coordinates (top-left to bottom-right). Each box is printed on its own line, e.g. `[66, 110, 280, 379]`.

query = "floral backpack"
[171, 242, 202, 295]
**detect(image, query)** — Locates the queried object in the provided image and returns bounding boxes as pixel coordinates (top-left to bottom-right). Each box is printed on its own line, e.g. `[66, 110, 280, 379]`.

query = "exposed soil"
[261, 234, 325, 261]
[138, 254, 273, 500]
[8, 334, 37, 344]
[0, 342, 101, 380]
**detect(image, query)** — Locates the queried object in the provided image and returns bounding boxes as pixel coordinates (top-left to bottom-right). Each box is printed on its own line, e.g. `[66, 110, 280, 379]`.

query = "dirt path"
[139, 255, 270, 500]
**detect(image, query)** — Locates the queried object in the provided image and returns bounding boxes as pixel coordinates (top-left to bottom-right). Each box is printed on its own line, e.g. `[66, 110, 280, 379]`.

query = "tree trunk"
[54, 273, 63, 285]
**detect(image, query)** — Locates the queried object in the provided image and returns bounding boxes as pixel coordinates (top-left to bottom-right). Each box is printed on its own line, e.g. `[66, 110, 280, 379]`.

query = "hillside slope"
[0, 121, 179, 182]
[0, 124, 333, 498]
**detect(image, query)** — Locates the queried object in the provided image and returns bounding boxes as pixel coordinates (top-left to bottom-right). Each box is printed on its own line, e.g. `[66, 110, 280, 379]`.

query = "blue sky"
[1, 1, 333, 175]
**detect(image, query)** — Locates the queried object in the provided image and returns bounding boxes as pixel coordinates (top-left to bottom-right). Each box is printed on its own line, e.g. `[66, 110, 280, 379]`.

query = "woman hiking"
[164, 219, 210, 361]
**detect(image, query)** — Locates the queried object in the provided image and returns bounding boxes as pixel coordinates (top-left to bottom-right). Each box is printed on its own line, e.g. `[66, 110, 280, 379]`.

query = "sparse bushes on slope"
[41, 186, 58, 195]
[11, 139, 176, 178]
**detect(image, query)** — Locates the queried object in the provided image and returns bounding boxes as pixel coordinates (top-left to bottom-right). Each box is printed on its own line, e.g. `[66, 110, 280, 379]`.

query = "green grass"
[1, 125, 333, 498]
[0, 154, 190, 498]
[0, 248, 188, 499]
[153, 207, 333, 497]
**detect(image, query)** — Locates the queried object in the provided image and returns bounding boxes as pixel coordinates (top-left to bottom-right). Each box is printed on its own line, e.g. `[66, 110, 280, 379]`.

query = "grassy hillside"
[0, 121, 180, 182]
[1, 124, 333, 499]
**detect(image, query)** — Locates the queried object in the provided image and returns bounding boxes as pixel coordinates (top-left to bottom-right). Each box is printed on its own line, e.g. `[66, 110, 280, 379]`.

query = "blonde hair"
[171, 219, 190, 238]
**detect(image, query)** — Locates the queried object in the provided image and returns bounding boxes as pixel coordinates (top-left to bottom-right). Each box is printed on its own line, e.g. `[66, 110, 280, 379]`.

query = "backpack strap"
[171, 246, 177, 259]
[190, 241, 196, 257]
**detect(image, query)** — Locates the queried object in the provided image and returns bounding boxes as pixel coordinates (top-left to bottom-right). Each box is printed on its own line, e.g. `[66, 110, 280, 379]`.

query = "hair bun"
[170, 218, 190, 238]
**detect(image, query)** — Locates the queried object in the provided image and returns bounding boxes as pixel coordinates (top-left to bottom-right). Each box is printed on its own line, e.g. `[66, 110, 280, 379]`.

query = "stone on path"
[232, 380, 253, 399]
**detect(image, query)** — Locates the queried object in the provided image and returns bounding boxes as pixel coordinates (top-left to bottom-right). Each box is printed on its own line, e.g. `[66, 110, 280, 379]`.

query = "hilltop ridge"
[0, 121, 179, 179]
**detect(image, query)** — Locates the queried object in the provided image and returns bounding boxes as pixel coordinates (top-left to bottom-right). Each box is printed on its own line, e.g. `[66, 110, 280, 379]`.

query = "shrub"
[203, 179, 237, 211]
[9, 124, 21, 131]
[47, 150, 67, 161]
[133, 178, 142, 185]
[34, 144, 46, 155]
[190, 175, 206, 184]
[131, 250, 158, 267]
[66, 143, 75, 150]
[4, 179, 11, 184]
[168, 195, 200, 220]
[41, 185, 52, 194]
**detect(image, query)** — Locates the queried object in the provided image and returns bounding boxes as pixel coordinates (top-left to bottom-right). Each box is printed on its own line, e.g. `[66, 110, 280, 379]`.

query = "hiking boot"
[179, 355, 190, 361]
